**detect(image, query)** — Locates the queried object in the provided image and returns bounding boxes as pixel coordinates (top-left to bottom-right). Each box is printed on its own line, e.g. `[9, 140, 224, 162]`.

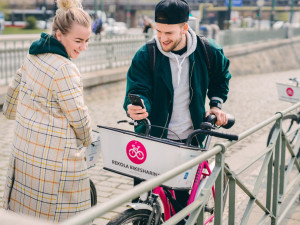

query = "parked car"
[112, 22, 127, 34]
[103, 18, 128, 35]
[37, 20, 52, 30]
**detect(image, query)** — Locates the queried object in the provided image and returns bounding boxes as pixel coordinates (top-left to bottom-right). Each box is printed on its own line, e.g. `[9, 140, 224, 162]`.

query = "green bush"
[25, 16, 37, 29]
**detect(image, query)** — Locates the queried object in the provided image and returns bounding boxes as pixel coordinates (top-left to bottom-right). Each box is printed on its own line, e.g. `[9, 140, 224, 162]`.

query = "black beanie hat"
[155, 0, 189, 24]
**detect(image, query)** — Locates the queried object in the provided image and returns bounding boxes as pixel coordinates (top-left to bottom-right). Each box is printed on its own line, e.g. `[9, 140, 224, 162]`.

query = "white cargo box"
[276, 83, 300, 103]
[98, 125, 202, 189]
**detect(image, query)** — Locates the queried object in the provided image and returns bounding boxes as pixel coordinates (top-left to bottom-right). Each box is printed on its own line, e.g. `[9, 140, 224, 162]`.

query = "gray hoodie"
[154, 28, 197, 140]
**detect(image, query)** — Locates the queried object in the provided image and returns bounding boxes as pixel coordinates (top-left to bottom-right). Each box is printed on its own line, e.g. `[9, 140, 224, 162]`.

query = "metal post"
[214, 150, 225, 224]
[53, 0, 58, 16]
[43, 0, 47, 30]
[258, 7, 261, 30]
[126, 0, 130, 28]
[100, 0, 103, 11]
[226, 0, 232, 29]
[227, 0, 232, 21]
[94, 0, 98, 18]
[271, 119, 282, 225]
[270, 0, 276, 29]
[289, 0, 295, 24]
[228, 176, 236, 224]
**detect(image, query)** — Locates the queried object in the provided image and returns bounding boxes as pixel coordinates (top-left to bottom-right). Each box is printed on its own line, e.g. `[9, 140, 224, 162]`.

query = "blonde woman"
[2, 0, 93, 222]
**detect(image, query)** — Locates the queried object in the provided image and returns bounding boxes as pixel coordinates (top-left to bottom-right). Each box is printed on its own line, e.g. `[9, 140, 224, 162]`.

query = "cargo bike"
[98, 115, 238, 225]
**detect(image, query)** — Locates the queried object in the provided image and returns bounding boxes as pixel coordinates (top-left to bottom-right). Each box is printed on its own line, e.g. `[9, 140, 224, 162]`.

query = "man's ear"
[56, 29, 62, 41]
[182, 23, 189, 34]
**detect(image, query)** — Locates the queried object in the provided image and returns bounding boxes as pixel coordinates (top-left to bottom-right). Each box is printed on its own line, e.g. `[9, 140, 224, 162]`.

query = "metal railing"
[55, 102, 300, 225]
[2, 27, 300, 86]
[2, 28, 300, 86]
[0, 34, 146, 86]
[216, 27, 300, 46]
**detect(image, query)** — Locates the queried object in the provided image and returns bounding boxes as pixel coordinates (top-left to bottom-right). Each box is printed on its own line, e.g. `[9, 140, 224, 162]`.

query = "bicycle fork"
[146, 193, 162, 225]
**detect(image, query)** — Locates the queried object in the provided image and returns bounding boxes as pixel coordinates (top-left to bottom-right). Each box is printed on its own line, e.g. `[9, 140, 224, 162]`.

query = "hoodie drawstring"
[172, 53, 187, 86]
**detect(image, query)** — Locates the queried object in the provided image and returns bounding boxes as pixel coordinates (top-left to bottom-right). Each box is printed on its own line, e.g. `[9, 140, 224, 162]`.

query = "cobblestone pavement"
[0, 69, 299, 224]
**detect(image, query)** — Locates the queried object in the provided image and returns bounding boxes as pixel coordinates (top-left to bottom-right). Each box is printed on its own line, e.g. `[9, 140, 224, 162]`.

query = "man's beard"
[162, 36, 183, 52]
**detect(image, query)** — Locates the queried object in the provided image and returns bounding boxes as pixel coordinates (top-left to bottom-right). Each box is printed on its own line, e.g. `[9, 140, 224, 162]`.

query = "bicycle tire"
[267, 114, 299, 145]
[266, 114, 300, 171]
[107, 208, 157, 225]
[90, 179, 97, 207]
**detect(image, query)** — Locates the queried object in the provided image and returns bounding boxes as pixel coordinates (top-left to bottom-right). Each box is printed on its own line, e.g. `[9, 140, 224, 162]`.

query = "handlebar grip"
[211, 131, 239, 141]
[205, 114, 235, 129]
[222, 114, 235, 129]
[206, 114, 217, 124]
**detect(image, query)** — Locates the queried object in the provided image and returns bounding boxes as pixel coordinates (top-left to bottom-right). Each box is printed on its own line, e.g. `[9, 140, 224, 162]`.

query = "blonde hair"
[52, 0, 91, 36]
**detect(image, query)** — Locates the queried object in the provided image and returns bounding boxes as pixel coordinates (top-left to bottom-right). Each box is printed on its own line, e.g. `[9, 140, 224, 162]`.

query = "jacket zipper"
[189, 61, 195, 102]
[160, 100, 171, 138]
[189, 61, 200, 146]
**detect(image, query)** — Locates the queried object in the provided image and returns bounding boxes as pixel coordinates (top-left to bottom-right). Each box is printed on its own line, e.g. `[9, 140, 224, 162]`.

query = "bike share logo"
[126, 140, 147, 164]
[286, 87, 294, 97]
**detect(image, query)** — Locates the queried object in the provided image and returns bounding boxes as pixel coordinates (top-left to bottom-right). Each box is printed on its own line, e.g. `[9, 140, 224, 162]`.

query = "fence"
[1, 27, 300, 86]
[216, 27, 300, 46]
[0, 34, 146, 86]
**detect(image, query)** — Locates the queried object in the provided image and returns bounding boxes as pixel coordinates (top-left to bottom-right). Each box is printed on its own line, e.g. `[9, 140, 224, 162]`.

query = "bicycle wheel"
[90, 179, 97, 207]
[107, 208, 157, 225]
[267, 114, 300, 159]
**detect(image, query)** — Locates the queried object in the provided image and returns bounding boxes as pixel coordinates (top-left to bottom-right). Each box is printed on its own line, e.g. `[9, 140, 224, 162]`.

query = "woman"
[2, 0, 93, 222]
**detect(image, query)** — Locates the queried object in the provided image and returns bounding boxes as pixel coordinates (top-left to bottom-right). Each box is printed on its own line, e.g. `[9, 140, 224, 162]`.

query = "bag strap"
[197, 35, 213, 77]
[146, 39, 157, 75]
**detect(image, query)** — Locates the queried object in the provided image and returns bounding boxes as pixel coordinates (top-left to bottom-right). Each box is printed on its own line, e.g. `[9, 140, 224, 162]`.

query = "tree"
[0, 0, 8, 18]
[25, 16, 37, 29]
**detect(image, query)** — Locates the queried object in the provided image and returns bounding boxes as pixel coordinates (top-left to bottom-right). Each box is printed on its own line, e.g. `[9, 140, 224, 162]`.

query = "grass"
[1, 26, 47, 35]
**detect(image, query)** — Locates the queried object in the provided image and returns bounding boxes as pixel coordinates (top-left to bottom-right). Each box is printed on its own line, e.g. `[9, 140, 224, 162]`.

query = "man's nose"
[160, 34, 168, 42]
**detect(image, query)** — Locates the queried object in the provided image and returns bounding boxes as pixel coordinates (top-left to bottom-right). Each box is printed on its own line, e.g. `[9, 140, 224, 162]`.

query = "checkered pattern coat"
[2, 52, 93, 222]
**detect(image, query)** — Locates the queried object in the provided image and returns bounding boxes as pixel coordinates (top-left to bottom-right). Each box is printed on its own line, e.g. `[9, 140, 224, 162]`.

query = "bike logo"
[286, 87, 294, 97]
[126, 140, 147, 164]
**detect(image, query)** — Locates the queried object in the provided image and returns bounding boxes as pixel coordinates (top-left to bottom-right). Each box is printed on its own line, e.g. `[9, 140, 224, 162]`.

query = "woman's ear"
[56, 29, 62, 41]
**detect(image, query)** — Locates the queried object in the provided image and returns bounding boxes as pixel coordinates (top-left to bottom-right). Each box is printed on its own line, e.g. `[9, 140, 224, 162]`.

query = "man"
[123, 0, 231, 207]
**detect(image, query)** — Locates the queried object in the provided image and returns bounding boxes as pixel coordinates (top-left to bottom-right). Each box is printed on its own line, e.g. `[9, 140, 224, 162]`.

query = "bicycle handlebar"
[118, 113, 238, 146]
[289, 78, 299, 87]
[185, 129, 238, 146]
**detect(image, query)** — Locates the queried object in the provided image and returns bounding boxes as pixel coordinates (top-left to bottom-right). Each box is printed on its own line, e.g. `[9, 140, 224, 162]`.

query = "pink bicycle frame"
[154, 160, 214, 222]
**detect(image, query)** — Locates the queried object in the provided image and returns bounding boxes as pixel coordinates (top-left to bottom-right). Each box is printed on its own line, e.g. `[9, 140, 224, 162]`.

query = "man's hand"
[205, 107, 228, 126]
[127, 104, 149, 120]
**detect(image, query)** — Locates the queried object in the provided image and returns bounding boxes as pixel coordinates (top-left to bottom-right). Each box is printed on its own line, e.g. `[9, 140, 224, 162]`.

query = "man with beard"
[123, 0, 231, 207]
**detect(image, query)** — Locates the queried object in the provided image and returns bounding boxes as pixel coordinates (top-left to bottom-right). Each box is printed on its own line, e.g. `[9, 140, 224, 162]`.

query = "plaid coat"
[2, 52, 93, 222]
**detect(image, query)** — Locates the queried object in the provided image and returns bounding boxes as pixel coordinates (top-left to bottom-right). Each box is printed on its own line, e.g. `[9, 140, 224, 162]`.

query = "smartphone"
[128, 93, 145, 109]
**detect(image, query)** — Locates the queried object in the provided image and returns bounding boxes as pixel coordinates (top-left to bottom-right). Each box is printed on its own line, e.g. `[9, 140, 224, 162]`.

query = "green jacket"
[123, 38, 231, 142]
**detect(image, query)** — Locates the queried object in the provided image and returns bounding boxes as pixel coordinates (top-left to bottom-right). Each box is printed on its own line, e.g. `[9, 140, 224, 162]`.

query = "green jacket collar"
[29, 32, 70, 59]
